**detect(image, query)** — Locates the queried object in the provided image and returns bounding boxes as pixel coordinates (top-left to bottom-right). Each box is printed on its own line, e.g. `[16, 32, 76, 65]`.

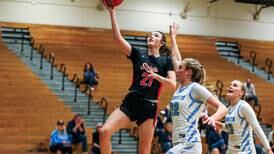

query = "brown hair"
[156, 31, 171, 57]
[182, 58, 206, 85]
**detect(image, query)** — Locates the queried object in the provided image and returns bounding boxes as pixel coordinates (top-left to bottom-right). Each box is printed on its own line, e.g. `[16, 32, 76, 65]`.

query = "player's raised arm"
[103, 0, 131, 56]
[170, 22, 181, 71]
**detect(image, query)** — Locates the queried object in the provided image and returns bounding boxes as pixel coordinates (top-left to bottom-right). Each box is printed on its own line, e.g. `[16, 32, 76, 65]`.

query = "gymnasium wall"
[0, 0, 274, 41]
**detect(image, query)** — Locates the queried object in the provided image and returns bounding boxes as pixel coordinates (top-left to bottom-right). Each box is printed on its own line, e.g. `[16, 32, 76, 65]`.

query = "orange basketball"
[103, 0, 123, 8]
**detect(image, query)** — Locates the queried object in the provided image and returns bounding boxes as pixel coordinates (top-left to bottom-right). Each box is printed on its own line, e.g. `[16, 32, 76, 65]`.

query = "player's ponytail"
[182, 58, 206, 85]
[157, 31, 171, 57]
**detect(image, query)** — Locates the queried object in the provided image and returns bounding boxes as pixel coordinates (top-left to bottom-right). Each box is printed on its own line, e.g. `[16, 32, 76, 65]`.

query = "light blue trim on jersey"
[237, 101, 245, 119]
[241, 132, 250, 151]
[188, 100, 195, 109]
[179, 82, 194, 93]
[187, 129, 198, 142]
[240, 118, 245, 125]
[186, 120, 199, 143]
[241, 133, 250, 146]
[187, 103, 202, 122]
[172, 95, 186, 101]
[186, 120, 196, 133]
[184, 146, 194, 150]
[188, 83, 203, 109]
[241, 122, 249, 137]
[189, 84, 203, 103]
[242, 139, 250, 152]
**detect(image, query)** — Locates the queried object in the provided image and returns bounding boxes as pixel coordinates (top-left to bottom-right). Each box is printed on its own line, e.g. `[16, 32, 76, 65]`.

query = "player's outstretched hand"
[102, 0, 115, 13]
[169, 22, 180, 39]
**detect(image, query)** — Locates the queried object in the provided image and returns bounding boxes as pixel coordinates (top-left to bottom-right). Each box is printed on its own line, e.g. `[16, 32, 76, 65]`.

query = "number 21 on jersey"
[140, 72, 154, 87]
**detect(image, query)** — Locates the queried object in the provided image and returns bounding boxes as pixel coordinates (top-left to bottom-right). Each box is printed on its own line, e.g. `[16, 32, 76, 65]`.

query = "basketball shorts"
[120, 93, 158, 126]
[166, 142, 202, 154]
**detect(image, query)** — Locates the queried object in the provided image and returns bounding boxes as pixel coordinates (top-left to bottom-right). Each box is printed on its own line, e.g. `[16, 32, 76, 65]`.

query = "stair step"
[2, 33, 138, 153]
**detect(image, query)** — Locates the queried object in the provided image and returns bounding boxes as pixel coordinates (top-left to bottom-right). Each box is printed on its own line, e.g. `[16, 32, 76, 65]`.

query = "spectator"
[154, 114, 164, 136]
[49, 120, 72, 154]
[150, 136, 161, 154]
[67, 114, 88, 154]
[83, 63, 99, 90]
[206, 125, 226, 154]
[268, 130, 274, 152]
[268, 130, 274, 145]
[36, 142, 48, 152]
[244, 78, 259, 105]
[90, 123, 102, 154]
[157, 122, 173, 153]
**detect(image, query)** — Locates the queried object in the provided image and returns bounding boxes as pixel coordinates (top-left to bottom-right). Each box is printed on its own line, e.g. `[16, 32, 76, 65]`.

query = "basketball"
[103, 0, 123, 8]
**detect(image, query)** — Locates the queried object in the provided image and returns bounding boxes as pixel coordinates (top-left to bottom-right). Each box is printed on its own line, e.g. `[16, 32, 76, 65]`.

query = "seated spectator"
[206, 125, 226, 154]
[154, 114, 165, 136]
[49, 120, 72, 154]
[151, 136, 161, 154]
[268, 130, 274, 152]
[272, 143, 274, 153]
[244, 78, 259, 105]
[154, 106, 171, 139]
[36, 142, 48, 152]
[67, 114, 88, 154]
[90, 123, 102, 154]
[157, 122, 173, 153]
[83, 63, 99, 90]
[268, 130, 274, 145]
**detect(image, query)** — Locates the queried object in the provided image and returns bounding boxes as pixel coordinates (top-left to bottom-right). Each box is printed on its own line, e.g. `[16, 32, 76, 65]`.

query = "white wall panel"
[0, 0, 273, 41]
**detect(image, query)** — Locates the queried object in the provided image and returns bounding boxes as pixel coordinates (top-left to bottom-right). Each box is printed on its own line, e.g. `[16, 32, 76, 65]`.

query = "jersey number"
[140, 72, 153, 87]
[225, 123, 234, 134]
[171, 101, 179, 116]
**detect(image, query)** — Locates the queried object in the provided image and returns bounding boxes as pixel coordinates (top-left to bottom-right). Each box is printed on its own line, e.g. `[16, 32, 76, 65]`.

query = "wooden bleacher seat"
[2, 22, 273, 153]
[0, 34, 93, 153]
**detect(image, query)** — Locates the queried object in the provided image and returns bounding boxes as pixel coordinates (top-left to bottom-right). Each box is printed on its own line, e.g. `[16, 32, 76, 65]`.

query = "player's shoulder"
[239, 100, 253, 110]
[191, 82, 205, 90]
[131, 47, 146, 56]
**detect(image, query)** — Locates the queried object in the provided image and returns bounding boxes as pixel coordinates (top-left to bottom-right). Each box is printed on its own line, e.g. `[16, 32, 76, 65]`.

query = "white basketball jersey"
[225, 100, 256, 154]
[170, 82, 207, 144]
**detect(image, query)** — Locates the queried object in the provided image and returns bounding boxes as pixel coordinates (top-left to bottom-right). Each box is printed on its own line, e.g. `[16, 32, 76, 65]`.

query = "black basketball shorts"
[120, 93, 158, 126]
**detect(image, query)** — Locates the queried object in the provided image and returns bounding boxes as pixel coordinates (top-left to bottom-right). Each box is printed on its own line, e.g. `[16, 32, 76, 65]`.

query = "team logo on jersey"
[140, 63, 158, 73]
[172, 95, 185, 101]
[225, 116, 235, 122]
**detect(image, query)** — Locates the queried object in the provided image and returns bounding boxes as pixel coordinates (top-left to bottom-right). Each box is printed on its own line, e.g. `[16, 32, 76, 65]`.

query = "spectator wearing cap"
[66, 114, 88, 154]
[91, 123, 102, 154]
[49, 120, 72, 154]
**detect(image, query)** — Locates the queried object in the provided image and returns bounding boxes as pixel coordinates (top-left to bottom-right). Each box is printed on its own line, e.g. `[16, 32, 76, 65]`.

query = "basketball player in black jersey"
[100, 2, 181, 154]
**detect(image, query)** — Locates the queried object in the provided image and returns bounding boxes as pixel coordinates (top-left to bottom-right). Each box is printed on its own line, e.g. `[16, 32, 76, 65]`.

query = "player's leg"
[100, 108, 131, 154]
[138, 119, 155, 154]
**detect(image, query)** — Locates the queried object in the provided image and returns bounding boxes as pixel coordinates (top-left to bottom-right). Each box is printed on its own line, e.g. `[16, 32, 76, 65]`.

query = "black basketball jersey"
[127, 47, 174, 101]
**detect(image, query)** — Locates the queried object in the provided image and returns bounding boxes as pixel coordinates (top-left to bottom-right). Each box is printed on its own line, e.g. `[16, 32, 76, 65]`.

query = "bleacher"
[215, 37, 274, 79]
[0, 22, 273, 153]
[0, 39, 77, 153]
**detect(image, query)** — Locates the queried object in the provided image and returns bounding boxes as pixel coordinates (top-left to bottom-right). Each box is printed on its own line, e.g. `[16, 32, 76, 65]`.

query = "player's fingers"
[176, 24, 180, 31]
[203, 118, 209, 124]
